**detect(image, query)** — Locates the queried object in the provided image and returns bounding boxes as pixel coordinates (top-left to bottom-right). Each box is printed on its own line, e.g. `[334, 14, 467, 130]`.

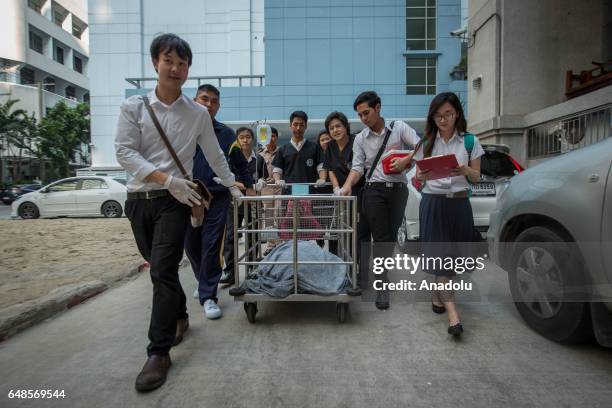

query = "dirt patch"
[0, 218, 143, 310]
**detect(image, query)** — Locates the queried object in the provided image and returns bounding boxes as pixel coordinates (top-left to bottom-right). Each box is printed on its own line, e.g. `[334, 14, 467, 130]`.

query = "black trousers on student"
[125, 194, 190, 356]
[223, 201, 255, 274]
[360, 182, 408, 285]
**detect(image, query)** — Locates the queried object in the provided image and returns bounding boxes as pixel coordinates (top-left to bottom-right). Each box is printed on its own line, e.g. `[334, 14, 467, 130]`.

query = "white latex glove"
[229, 185, 243, 200]
[275, 179, 286, 188]
[164, 175, 201, 207]
[255, 178, 266, 192]
[338, 185, 351, 196]
[314, 178, 327, 188]
[333, 186, 341, 195]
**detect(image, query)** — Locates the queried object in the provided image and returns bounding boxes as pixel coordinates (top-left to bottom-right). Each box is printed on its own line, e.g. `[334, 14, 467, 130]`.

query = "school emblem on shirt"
[306, 158, 314, 167]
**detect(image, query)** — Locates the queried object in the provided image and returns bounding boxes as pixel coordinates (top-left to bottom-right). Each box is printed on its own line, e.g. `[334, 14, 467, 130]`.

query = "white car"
[11, 176, 127, 219]
[397, 144, 523, 245]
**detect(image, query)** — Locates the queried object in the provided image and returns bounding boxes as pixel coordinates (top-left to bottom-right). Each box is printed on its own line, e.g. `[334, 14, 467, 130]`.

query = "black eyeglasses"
[433, 112, 456, 122]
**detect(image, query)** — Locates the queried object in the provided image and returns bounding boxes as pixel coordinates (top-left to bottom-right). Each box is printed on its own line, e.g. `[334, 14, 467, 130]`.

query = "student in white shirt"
[413, 92, 484, 337]
[115, 33, 241, 392]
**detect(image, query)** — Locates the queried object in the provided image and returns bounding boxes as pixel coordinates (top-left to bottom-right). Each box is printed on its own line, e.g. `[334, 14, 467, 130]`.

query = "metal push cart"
[228, 183, 360, 323]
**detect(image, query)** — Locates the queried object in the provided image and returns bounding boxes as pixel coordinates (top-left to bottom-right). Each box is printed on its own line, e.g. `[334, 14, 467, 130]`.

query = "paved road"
[0, 204, 13, 219]
[1, 261, 611, 408]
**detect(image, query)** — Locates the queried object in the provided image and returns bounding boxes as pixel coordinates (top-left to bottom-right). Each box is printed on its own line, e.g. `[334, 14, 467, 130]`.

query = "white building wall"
[0, 0, 27, 64]
[467, 0, 610, 165]
[1, 0, 89, 94]
[88, 0, 265, 167]
[468, 0, 605, 128]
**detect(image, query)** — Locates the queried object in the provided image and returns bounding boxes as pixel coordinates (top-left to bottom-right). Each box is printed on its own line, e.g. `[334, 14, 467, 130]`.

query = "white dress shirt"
[114, 90, 235, 192]
[351, 120, 420, 183]
[413, 131, 485, 194]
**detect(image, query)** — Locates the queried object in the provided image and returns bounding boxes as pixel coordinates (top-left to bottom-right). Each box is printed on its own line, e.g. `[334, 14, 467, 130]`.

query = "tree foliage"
[0, 99, 90, 182]
[38, 101, 90, 180]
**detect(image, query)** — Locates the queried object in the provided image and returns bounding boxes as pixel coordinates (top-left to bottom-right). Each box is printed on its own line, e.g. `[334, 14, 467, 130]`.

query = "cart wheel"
[337, 303, 348, 323]
[347, 287, 362, 297]
[244, 302, 257, 323]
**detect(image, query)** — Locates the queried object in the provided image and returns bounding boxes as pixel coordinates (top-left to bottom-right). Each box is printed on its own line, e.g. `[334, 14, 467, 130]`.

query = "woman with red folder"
[413, 92, 485, 337]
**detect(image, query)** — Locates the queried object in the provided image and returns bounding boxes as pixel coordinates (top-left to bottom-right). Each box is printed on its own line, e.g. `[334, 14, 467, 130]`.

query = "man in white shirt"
[340, 91, 420, 310]
[115, 34, 241, 393]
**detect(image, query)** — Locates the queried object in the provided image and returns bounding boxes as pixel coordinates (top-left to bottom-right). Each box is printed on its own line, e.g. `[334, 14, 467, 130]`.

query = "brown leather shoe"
[172, 318, 189, 346]
[134, 354, 172, 393]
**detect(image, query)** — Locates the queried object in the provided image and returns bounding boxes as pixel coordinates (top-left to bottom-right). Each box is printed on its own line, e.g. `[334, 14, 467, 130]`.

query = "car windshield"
[481, 152, 519, 178]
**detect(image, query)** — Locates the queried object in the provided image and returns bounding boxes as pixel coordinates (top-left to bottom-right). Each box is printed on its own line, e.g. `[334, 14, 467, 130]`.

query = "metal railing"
[526, 104, 611, 159]
[125, 74, 265, 89]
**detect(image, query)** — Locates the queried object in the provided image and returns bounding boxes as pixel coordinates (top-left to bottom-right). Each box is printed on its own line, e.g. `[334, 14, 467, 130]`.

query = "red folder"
[381, 150, 413, 174]
[415, 154, 459, 180]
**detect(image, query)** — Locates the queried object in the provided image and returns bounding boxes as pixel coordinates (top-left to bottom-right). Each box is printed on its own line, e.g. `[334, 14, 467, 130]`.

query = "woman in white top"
[413, 92, 484, 337]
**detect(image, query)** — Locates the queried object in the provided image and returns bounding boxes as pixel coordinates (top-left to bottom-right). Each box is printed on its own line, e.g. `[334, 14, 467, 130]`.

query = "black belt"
[365, 181, 406, 189]
[127, 189, 170, 200]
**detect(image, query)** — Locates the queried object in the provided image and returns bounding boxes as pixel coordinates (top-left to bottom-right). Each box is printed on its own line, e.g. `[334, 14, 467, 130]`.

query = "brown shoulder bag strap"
[142, 96, 190, 180]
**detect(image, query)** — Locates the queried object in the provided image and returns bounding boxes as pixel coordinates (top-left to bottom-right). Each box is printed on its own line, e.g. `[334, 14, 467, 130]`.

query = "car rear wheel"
[101, 200, 122, 218]
[18, 202, 40, 219]
[509, 226, 592, 343]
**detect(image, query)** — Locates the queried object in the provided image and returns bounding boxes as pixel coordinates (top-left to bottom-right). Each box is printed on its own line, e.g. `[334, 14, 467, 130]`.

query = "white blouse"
[413, 131, 484, 194]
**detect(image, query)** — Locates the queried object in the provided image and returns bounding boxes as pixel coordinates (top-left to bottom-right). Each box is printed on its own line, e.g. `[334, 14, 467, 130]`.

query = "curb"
[0, 262, 149, 342]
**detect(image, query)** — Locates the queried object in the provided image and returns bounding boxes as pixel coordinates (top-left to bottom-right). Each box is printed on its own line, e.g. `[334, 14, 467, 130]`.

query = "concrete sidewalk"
[1, 263, 611, 408]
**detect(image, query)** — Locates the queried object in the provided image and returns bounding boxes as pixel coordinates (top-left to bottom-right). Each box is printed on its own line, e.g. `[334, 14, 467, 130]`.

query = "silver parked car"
[488, 138, 612, 347]
[11, 176, 127, 219]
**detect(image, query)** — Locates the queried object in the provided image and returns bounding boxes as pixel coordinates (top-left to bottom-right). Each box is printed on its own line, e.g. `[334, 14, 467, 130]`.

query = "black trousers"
[223, 201, 254, 273]
[125, 195, 190, 356]
[360, 184, 408, 285]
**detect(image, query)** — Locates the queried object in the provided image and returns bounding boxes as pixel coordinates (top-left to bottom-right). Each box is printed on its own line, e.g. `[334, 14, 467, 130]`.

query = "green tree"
[0, 99, 28, 185]
[0, 99, 27, 135]
[4, 112, 46, 181]
[38, 101, 90, 180]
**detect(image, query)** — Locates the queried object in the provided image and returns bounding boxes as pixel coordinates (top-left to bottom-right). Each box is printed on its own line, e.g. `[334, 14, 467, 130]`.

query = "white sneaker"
[193, 289, 199, 299]
[203, 299, 222, 320]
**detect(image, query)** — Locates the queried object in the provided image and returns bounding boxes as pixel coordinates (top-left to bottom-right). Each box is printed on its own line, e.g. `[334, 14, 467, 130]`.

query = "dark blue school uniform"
[185, 120, 253, 304]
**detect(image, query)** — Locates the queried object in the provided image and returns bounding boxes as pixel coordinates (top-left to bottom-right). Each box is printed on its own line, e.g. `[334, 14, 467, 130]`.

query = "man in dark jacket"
[185, 84, 253, 320]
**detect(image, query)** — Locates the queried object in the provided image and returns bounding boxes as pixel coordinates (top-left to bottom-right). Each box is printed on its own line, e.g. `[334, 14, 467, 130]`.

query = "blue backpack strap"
[463, 132, 476, 197]
[463, 132, 475, 162]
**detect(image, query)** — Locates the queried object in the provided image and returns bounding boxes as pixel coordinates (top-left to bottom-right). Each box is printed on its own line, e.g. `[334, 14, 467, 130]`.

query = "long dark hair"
[420, 92, 467, 158]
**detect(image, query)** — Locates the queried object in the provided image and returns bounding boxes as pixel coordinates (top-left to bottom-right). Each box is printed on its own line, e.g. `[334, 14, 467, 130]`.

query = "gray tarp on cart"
[242, 240, 351, 298]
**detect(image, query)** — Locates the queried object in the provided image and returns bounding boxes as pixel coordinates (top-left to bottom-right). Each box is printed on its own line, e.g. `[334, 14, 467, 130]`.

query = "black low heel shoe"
[431, 303, 446, 314]
[447, 323, 463, 337]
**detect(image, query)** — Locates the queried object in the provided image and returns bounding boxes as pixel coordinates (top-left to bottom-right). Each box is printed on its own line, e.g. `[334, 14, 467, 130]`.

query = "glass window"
[20, 68, 35, 85]
[81, 179, 108, 190]
[27, 0, 44, 14]
[480, 152, 520, 178]
[406, 0, 436, 51]
[43, 76, 55, 93]
[48, 180, 78, 192]
[72, 24, 83, 39]
[65, 86, 76, 99]
[29, 31, 43, 54]
[72, 15, 87, 40]
[73, 56, 83, 73]
[55, 46, 64, 64]
[406, 57, 437, 95]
